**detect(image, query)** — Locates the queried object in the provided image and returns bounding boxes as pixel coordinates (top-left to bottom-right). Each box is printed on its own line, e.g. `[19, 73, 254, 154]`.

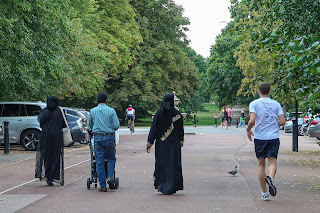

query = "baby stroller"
[86, 135, 119, 190]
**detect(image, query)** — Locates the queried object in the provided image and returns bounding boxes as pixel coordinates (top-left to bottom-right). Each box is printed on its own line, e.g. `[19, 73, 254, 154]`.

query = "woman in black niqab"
[147, 93, 184, 195]
[35, 96, 66, 186]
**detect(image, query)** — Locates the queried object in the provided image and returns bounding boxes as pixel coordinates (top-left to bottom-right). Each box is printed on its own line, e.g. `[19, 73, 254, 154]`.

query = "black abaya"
[147, 94, 184, 195]
[35, 96, 66, 185]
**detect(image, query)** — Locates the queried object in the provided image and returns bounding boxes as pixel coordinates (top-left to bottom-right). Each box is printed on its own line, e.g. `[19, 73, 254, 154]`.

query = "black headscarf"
[161, 93, 174, 111]
[47, 96, 58, 111]
[155, 93, 180, 137]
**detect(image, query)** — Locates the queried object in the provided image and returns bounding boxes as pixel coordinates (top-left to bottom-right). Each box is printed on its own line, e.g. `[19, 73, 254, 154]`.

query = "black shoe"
[107, 180, 116, 190]
[99, 187, 107, 192]
[47, 180, 53, 186]
[265, 176, 277, 196]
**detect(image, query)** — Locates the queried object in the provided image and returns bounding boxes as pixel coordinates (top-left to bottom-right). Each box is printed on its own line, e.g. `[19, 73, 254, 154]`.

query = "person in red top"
[227, 107, 233, 126]
[126, 104, 135, 131]
[214, 113, 218, 127]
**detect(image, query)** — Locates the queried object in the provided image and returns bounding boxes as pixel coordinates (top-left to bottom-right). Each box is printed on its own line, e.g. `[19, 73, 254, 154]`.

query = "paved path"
[0, 127, 319, 213]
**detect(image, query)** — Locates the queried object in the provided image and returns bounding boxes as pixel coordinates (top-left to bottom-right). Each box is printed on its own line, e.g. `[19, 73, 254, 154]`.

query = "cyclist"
[126, 104, 135, 132]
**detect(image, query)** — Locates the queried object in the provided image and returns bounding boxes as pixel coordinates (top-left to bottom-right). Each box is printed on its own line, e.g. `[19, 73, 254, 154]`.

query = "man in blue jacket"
[88, 92, 120, 192]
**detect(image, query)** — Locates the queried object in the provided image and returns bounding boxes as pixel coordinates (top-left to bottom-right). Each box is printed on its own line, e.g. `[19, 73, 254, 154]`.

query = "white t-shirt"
[249, 97, 283, 140]
[126, 108, 135, 116]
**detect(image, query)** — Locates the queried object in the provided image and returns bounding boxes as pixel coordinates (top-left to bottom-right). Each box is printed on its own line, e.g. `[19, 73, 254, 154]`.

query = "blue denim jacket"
[88, 103, 119, 133]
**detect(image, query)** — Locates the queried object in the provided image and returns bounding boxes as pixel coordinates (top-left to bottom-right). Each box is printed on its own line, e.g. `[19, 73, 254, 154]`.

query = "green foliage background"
[206, 0, 320, 113]
[2, 0, 318, 118]
[0, 0, 203, 118]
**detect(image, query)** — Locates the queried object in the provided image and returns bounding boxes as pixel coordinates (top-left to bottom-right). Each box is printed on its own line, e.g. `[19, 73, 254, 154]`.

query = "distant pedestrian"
[214, 113, 218, 127]
[238, 117, 245, 128]
[241, 108, 245, 118]
[146, 93, 184, 195]
[238, 108, 246, 128]
[227, 107, 233, 126]
[35, 96, 66, 186]
[219, 106, 228, 129]
[88, 92, 120, 192]
[247, 82, 285, 201]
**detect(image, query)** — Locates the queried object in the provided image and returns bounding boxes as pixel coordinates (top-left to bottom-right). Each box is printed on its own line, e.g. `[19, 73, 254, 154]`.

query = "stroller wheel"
[115, 177, 119, 189]
[87, 177, 91, 189]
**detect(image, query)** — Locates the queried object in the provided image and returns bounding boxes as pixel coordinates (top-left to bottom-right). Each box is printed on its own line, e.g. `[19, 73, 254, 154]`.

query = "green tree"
[207, 24, 245, 108]
[243, 0, 320, 112]
[112, 0, 200, 118]
[179, 47, 208, 117]
[0, 0, 75, 100]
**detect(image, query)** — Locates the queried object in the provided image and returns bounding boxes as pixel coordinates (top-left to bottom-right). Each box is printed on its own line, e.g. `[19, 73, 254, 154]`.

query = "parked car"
[63, 107, 86, 118]
[0, 102, 88, 151]
[307, 116, 320, 140]
[284, 118, 303, 134]
[63, 107, 89, 144]
[66, 114, 88, 145]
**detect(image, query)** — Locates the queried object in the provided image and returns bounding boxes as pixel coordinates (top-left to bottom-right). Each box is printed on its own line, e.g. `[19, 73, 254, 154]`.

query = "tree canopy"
[206, 0, 320, 112]
[0, 0, 201, 116]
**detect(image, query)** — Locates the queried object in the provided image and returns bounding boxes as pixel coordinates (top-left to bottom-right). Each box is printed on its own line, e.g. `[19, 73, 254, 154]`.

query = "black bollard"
[292, 99, 299, 152]
[3, 121, 10, 155]
[193, 114, 196, 127]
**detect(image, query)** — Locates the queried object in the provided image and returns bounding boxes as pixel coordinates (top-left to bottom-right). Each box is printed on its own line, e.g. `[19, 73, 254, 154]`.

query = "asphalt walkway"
[0, 126, 319, 213]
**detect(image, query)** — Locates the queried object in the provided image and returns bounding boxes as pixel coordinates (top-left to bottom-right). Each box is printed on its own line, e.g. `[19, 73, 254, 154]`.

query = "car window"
[1, 104, 21, 117]
[20, 105, 27, 116]
[79, 111, 89, 118]
[66, 109, 79, 117]
[25, 104, 43, 116]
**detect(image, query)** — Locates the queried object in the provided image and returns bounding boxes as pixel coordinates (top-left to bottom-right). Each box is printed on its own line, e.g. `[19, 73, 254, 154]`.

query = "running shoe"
[261, 192, 270, 201]
[265, 176, 277, 196]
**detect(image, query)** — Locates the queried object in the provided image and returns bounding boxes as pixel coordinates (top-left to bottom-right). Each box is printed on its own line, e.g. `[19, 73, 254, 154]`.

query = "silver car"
[0, 102, 46, 151]
[0, 102, 88, 151]
[284, 118, 303, 134]
[307, 117, 320, 140]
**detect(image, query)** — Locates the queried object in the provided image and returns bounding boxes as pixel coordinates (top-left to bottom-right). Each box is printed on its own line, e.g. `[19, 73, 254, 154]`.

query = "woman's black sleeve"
[147, 111, 159, 145]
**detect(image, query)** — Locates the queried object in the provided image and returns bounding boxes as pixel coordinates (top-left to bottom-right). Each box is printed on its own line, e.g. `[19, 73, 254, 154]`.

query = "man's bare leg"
[267, 157, 277, 178]
[258, 158, 267, 193]
[265, 157, 277, 196]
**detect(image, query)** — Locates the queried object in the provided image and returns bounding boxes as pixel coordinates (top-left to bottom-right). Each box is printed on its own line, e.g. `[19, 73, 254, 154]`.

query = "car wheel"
[21, 130, 40, 151]
[79, 139, 89, 145]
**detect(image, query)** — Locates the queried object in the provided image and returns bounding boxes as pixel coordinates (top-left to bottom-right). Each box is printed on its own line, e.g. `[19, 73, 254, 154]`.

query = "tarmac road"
[0, 126, 319, 213]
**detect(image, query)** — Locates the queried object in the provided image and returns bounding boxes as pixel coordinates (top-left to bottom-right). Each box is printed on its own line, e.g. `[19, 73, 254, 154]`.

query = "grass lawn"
[133, 103, 222, 127]
[184, 103, 220, 126]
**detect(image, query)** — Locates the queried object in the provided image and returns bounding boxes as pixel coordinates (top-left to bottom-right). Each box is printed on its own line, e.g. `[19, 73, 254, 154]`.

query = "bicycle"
[129, 119, 134, 135]
[126, 117, 134, 135]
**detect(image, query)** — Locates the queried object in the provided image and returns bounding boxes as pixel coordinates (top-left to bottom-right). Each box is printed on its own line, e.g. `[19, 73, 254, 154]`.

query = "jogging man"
[247, 82, 285, 201]
[126, 104, 135, 132]
[88, 92, 119, 192]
